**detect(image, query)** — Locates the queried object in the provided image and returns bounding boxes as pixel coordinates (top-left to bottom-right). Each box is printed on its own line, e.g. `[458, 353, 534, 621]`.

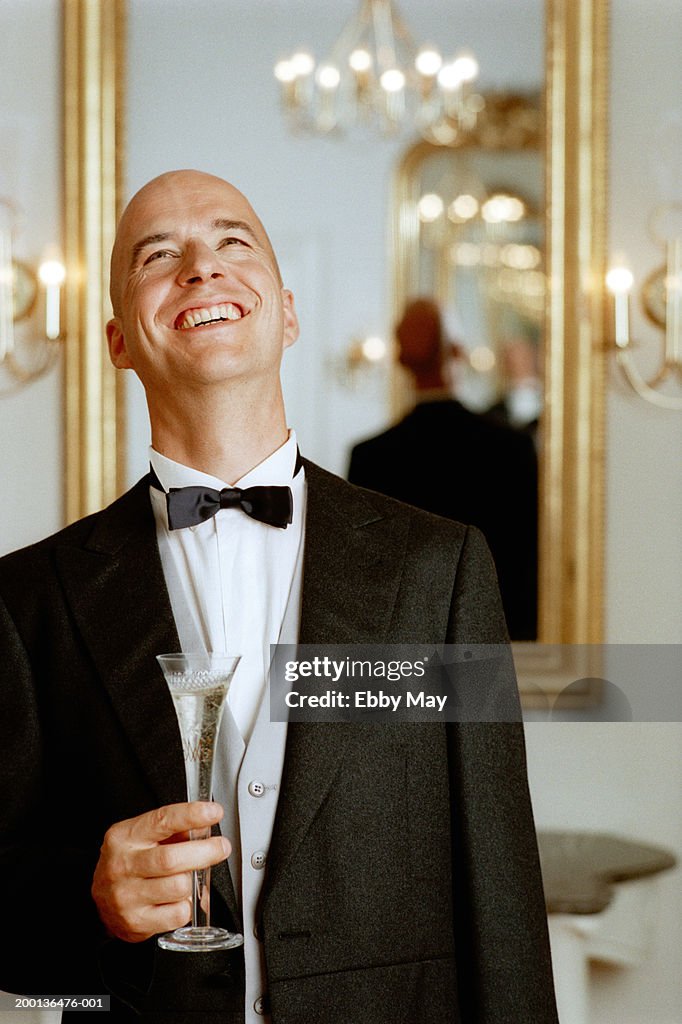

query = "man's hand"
[91, 801, 231, 943]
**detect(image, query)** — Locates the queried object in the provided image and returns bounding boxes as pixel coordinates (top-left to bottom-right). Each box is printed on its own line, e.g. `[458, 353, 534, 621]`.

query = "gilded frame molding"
[542, 0, 608, 644]
[392, 0, 608, 648]
[63, 0, 127, 522]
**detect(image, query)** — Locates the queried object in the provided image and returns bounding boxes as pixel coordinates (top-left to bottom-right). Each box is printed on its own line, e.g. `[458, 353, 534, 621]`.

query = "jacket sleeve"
[0, 592, 106, 994]
[445, 527, 559, 1023]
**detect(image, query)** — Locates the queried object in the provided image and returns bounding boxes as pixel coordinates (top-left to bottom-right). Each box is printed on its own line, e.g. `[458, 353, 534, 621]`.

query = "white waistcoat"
[212, 543, 302, 1022]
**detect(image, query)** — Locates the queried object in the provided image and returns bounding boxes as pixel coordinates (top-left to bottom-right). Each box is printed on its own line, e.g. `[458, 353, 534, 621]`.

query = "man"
[0, 171, 557, 1022]
[348, 298, 538, 641]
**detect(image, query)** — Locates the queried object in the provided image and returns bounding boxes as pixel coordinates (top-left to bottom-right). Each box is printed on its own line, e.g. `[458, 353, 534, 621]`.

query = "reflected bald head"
[396, 298, 443, 372]
[109, 169, 282, 315]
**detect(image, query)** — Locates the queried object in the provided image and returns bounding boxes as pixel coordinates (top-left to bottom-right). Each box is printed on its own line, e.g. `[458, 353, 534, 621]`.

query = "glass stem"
[189, 824, 211, 929]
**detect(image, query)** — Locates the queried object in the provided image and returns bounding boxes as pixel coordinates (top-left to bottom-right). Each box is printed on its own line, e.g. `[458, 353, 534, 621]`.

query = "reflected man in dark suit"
[349, 298, 538, 640]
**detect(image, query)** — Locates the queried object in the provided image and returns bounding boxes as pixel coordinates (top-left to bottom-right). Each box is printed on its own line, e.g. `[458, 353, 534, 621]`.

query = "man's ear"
[281, 289, 299, 350]
[106, 318, 133, 369]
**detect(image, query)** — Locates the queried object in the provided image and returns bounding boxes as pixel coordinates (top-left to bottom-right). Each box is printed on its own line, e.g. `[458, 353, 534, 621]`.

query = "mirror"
[391, 0, 608, 651]
[62, 0, 607, 656]
[391, 93, 543, 641]
[394, 93, 543, 419]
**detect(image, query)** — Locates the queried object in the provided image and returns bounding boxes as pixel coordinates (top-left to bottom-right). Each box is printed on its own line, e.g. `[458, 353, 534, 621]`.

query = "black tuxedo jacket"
[0, 460, 557, 1023]
[348, 399, 539, 641]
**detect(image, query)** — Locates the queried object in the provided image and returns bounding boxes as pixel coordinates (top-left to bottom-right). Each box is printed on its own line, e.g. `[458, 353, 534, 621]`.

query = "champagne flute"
[156, 652, 243, 952]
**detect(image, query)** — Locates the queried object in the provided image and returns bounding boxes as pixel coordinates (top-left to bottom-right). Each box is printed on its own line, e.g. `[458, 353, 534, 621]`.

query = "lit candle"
[606, 265, 634, 349]
[665, 238, 681, 362]
[0, 228, 13, 360]
[38, 259, 66, 340]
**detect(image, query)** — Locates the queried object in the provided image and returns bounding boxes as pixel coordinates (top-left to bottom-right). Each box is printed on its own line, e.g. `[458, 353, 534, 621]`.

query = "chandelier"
[274, 0, 481, 143]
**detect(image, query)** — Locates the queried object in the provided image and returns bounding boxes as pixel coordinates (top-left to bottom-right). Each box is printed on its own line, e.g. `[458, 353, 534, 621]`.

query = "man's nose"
[177, 241, 224, 285]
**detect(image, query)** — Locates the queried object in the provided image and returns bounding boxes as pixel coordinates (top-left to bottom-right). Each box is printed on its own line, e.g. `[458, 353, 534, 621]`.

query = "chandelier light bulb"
[482, 194, 525, 224]
[452, 51, 479, 82]
[317, 64, 341, 90]
[502, 243, 541, 270]
[290, 51, 315, 77]
[379, 68, 406, 93]
[415, 47, 442, 77]
[506, 198, 526, 221]
[449, 194, 480, 221]
[437, 61, 464, 92]
[349, 48, 372, 72]
[274, 60, 297, 83]
[418, 193, 444, 222]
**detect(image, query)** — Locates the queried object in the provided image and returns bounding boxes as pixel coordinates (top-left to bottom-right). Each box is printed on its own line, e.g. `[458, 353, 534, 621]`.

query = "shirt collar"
[149, 430, 300, 492]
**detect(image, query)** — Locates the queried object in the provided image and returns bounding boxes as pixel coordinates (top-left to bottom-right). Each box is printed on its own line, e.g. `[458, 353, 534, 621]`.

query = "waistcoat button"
[254, 994, 269, 1015]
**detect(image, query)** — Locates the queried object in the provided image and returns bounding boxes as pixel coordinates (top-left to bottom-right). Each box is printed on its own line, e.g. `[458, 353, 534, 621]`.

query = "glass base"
[157, 926, 244, 952]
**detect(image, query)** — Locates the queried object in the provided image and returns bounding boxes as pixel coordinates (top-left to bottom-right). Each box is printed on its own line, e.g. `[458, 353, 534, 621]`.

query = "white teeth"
[178, 302, 244, 329]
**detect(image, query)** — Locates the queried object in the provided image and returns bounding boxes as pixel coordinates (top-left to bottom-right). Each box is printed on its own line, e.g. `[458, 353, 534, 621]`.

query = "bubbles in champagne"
[166, 671, 233, 801]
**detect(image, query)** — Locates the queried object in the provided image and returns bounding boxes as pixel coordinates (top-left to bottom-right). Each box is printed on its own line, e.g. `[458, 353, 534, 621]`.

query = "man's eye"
[219, 236, 249, 249]
[144, 250, 174, 264]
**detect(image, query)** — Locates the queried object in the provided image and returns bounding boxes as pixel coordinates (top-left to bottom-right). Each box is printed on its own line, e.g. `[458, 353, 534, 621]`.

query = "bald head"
[396, 299, 443, 372]
[395, 297, 463, 392]
[109, 169, 281, 315]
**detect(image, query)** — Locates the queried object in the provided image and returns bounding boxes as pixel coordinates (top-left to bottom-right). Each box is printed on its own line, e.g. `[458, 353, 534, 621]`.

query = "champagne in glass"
[156, 652, 243, 952]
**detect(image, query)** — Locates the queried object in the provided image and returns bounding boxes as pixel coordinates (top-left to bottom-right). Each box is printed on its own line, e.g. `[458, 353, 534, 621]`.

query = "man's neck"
[415, 386, 452, 404]
[148, 384, 289, 484]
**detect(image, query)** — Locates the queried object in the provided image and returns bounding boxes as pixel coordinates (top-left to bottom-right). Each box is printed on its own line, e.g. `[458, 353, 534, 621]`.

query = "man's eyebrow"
[213, 218, 260, 243]
[130, 232, 172, 268]
[129, 220, 260, 268]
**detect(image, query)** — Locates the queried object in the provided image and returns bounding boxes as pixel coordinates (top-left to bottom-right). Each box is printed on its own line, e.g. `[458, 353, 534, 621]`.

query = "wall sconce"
[606, 203, 682, 410]
[334, 333, 389, 388]
[0, 198, 66, 395]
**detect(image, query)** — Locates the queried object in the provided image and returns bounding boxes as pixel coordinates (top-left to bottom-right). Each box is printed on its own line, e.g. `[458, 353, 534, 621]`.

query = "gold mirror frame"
[62, 0, 607, 648]
[63, 0, 127, 521]
[542, 0, 607, 645]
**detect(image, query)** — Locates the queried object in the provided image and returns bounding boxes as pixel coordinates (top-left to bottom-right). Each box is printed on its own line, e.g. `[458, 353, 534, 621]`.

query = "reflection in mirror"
[386, 93, 542, 640]
[397, 94, 543, 420]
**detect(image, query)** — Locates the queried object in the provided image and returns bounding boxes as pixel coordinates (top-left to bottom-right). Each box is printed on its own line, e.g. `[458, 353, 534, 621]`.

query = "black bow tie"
[149, 466, 296, 531]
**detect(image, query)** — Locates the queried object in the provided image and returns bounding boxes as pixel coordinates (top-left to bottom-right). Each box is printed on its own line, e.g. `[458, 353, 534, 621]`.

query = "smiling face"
[106, 170, 298, 401]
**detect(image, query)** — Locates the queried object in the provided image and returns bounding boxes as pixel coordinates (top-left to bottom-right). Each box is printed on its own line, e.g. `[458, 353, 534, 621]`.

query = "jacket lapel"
[56, 479, 184, 806]
[265, 461, 411, 897]
[298, 460, 409, 644]
[55, 477, 238, 921]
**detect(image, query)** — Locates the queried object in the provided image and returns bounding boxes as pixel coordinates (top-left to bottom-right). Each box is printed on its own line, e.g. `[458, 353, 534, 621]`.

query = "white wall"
[0, 0, 63, 556]
[605, 0, 682, 644]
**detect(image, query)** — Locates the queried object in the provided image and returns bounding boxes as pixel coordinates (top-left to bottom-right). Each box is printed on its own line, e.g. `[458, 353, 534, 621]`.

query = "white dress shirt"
[149, 431, 305, 740]
[149, 432, 305, 1021]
